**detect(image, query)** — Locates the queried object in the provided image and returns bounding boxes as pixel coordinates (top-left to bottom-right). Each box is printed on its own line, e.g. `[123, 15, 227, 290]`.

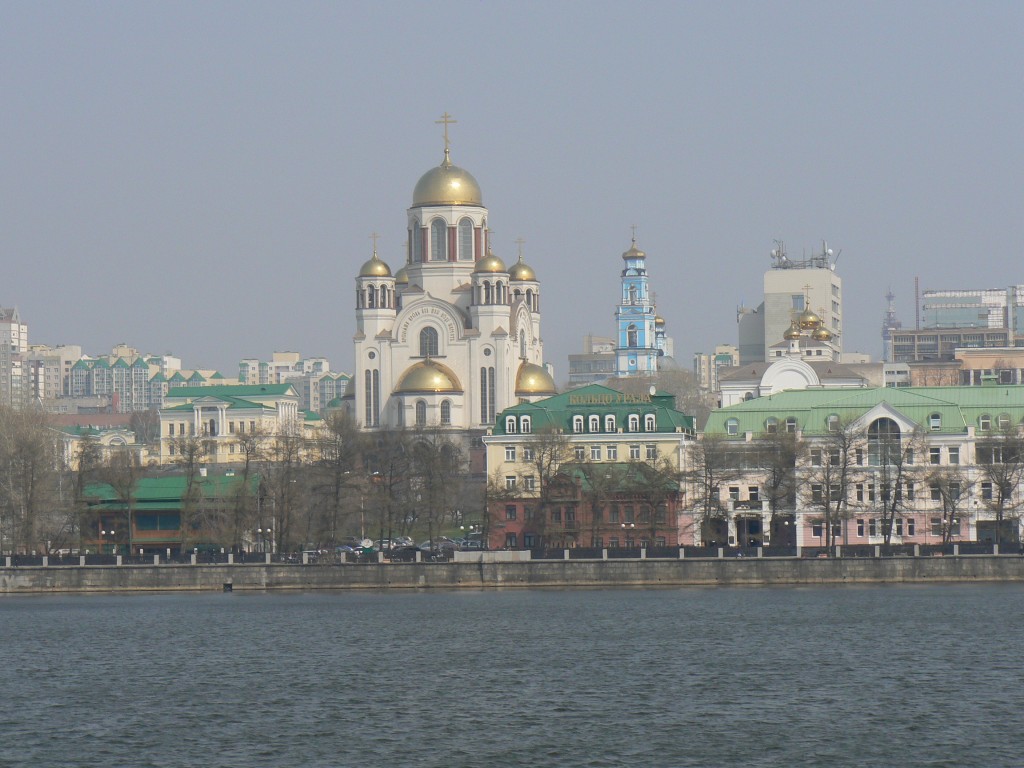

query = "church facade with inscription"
[345, 117, 557, 432]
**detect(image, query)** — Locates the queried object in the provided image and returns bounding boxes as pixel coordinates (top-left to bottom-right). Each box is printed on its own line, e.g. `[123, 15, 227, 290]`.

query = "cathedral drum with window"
[348, 130, 555, 431]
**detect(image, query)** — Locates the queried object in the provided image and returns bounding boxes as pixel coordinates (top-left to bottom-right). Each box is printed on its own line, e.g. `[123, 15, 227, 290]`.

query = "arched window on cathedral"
[430, 219, 447, 261]
[519, 331, 526, 359]
[458, 218, 474, 261]
[419, 327, 439, 357]
[627, 324, 638, 347]
[526, 289, 535, 311]
[415, 400, 427, 427]
[356, 288, 364, 309]
[378, 286, 389, 309]
[440, 400, 451, 425]
[366, 287, 376, 308]
[483, 281, 492, 305]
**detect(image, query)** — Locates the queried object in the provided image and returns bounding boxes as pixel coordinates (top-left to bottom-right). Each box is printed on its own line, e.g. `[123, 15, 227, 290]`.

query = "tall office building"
[0, 307, 29, 408]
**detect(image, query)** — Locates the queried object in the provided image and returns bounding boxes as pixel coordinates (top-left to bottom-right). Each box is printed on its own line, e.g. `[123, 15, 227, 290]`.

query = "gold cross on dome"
[515, 237, 525, 259]
[370, 232, 380, 254]
[630, 223, 638, 243]
[435, 112, 457, 151]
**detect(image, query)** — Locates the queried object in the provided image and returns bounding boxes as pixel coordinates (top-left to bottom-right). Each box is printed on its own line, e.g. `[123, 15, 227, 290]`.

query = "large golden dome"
[508, 255, 536, 281]
[395, 359, 463, 394]
[797, 308, 822, 330]
[412, 152, 483, 207]
[359, 253, 392, 278]
[515, 362, 557, 397]
[474, 253, 507, 274]
[394, 265, 409, 285]
[812, 326, 833, 341]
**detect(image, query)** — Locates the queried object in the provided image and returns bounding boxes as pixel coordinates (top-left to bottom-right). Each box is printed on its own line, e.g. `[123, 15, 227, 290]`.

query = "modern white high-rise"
[738, 241, 843, 363]
[0, 307, 29, 408]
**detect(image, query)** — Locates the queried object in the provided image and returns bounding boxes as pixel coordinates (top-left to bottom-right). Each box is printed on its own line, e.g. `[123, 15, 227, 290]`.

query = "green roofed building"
[695, 386, 1024, 551]
[483, 384, 695, 550]
[83, 472, 261, 555]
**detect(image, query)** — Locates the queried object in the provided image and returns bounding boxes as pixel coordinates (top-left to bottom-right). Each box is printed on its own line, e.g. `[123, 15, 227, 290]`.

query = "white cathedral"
[343, 124, 557, 431]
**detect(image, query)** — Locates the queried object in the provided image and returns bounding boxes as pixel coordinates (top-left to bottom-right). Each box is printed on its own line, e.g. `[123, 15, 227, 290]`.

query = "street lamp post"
[101, 528, 116, 555]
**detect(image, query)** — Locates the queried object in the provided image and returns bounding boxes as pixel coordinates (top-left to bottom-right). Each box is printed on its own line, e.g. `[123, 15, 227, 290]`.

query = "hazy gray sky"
[3, 2, 1022, 378]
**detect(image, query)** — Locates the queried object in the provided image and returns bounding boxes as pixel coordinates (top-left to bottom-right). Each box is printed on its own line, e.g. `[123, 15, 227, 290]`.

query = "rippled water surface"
[2, 585, 1024, 767]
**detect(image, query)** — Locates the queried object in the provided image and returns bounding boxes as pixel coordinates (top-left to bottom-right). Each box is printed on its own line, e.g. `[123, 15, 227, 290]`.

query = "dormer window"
[572, 415, 584, 433]
[520, 415, 532, 434]
[628, 414, 640, 433]
[505, 415, 517, 434]
[605, 415, 616, 432]
[644, 414, 656, 432]
[588, 415, 600, 432]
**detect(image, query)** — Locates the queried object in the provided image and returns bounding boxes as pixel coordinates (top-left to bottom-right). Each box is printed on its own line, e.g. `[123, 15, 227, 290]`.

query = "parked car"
[389, 545, 425, 562]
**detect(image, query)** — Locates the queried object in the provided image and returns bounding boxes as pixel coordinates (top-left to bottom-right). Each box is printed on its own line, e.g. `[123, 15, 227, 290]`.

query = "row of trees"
[0, 406, 479, 555]
[689, 421, 1024, 549]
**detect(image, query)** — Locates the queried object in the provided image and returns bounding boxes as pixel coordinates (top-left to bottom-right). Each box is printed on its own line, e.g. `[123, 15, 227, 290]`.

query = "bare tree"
[927, 465, 974, 545]
[409, 427, 464, 547]
[576, 461, 626, 547]
[308, 411, 364, 547]
[805, 419, 860, 551]
[264, 427, 307, 552]
[169, 433, 210, 552]
[686, 433, 740, 546]
[0, 407, 62, 553]
[865, 424, 923, 549]
[626, 456, 683, 547]
[755, 429, 803, 546]
[520, 427, 575, 548]
[96, 444, 141, 556]
[128, 409, 160, 446]
[976, 428, 1024, 547]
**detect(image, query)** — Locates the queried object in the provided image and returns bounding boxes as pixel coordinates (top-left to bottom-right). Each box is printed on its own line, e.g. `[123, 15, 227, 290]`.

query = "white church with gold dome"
[344, 118, 556, 431]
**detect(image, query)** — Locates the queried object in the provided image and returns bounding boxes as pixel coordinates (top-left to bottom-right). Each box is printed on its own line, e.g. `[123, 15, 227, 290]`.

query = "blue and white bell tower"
[614, 237, 660, 377]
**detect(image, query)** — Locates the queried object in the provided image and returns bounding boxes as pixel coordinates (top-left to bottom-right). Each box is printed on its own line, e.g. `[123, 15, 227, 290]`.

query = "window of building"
[856, 519, 865, 537]
[608, 537, 619, 548]
[609, 505, 620, 523]
[628, 415, 640, 432]
[524, 476, 536, 491]
[729, 486, 740, 501]
[591, 445, 602, 461]
[524, 534, 537, 549]
[895, 519, 903, 537]
[440, 400, 451, 425]
[869, 519, 877, 536]
[929, 413, 941, 431]
[785, 417, 797, 433]
[573, 416, 584, 433]
[505, 476, 517, 489]
[574, 446, 586, 461]
[168, 423, 174, 436]
[765, 417, 778, 433]
[930, 483, 941, 501]
[458, 218, 474, 261]
[629, 444, 641, 460]
[948, 447, 959, 465]
[520, 416, 532, 434]
[430, 219, 447, 261]
[646, 444, 657, 460]
[811, 448, 822, 466]
[929, 447, 941, 465]
[811, 484, 823, 503]
[645, 414, 656, 432]
[907, 518, 916, 536]
[855, 448, 864, 466]
[811, 521, 823, 538]
[419, 327, 438, 359]
[523, 447, 535, 462]
[998, 413, 1011, 431]
[607, 445, 618, 460]
[868, 418, 901, 465]
[931, 518, 942, 536]
[905, 481, 915, 501]
[505, 533, 518, 548]
[415, 400, 427, 427]
[982, 481, 993, 500]
[980, 414, 992, 431]
[827, 414, 840, 432]
[589, 415, 600, 432]
[506, 416, 517, 434]
[592, 537, 604, 548]
[550, 508, 561, 523]
[505, 445, 516, 462]
[605, 415, 616, 433]
[505, 505, 517, 521]
[726, 418, 739, 436]
[627, 324, 638, 347]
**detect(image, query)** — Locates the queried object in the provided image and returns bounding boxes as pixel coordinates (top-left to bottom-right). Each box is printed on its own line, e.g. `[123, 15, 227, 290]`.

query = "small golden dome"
[474, 253, 507, 274]
[621, 239, 646, 260]
[812, 326, 833, 341]
[394, 265, 409, 285]
[412, 152, 483, 207]
[797, 309, 822, 330]
[654, 315, 666, 327]
[395, 359, 463, 394]
[359, 253, 392, 278]
[783, 322, 802, 340]
[508, 256, 536, 282]
[515, 362, 557, 396]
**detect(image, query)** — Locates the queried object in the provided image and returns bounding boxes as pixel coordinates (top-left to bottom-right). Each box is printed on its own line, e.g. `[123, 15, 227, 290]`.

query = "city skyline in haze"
[3, 2, 1022, 378]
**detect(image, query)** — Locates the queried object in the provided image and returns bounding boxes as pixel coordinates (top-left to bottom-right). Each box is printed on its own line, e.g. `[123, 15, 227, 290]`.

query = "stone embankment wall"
[2, 556, 1024, 594]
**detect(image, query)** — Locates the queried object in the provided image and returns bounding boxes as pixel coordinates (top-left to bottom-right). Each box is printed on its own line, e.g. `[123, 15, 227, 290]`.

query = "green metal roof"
[166, 384, 295, 399]
[492, 383, 695, 436]
[84, 473, 260, 507]
[705, 386, 1024, 437]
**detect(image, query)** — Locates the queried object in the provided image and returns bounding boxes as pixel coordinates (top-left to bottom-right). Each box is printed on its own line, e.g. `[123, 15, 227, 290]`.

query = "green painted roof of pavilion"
[704, 386, 1024, 437]
[492, 383, 694, 436]
[84, 473, 260, 510]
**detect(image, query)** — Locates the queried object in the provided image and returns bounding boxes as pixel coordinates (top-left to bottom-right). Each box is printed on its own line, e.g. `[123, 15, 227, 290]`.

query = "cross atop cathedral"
[630, 223, 638, 244]
[515, 237, 525, 259]
[370, 232, 380, 254]
[435, 112, 457, 151]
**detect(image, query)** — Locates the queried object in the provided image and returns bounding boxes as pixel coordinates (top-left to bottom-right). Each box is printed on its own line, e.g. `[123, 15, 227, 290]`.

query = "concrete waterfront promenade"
[3, 550, 1024, 593]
